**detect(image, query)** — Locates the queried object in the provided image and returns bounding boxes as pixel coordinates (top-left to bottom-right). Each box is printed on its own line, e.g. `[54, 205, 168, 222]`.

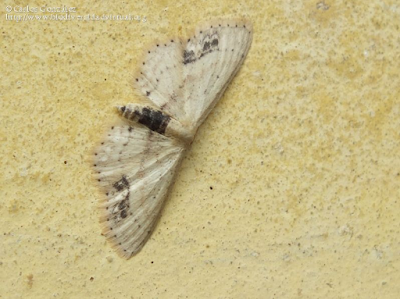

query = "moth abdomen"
[117, 104, 194, 144]
[118, 104, 170, 135]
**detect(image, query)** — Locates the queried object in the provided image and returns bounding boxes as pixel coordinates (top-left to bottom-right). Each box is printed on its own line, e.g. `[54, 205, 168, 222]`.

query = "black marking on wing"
[118, 197, 129, 210]
[203, 41, 211, 51]
[184, 33, 219, 64]
[202, 38, 219, 53]
[118, 196, 130, 219]
[112, 175, 131, 221]
[200, 36, 219, 58]
[113, 175, 130, 191]
[211, 38, 219, 47]
[183, 50, 196, 64]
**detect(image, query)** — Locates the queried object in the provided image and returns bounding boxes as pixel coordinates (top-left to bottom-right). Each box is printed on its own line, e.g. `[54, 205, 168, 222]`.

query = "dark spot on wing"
[118, 197, 129, 210]
[183, 50, 196, 64]
[203, 41, 211, 52]
[111, 192, 131, 221]
[113, 175, 129, 191]
[199, 36, 219, 59]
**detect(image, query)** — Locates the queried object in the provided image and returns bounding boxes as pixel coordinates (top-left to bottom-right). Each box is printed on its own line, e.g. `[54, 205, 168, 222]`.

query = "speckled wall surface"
[1, 0, 399, 298]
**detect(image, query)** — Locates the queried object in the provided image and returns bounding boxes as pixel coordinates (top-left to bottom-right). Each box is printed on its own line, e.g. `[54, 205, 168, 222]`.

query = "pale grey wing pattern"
[182, 20, 253, 130]
[133, 20, 252, 131]
[134, 41, 187, 123]
[93, 123, 185, 258]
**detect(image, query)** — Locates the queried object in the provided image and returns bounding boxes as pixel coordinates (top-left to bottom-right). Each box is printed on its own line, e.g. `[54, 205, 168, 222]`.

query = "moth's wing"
[134, 40, 187, 123]
[134, 19, 252, 131]
[182, 20, 253, 130]
[93, 122, 185, 258]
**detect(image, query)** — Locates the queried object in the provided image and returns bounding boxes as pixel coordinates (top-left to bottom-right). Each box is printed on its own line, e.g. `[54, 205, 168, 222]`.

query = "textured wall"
[1, 0, 400, 298]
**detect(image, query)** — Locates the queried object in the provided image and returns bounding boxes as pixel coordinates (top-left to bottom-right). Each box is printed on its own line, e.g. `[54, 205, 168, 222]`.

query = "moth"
[93, 19, 253, 258]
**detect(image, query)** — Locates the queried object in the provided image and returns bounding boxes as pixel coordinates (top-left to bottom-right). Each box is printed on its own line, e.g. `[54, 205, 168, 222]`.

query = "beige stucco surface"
[1, 0, 400, 298]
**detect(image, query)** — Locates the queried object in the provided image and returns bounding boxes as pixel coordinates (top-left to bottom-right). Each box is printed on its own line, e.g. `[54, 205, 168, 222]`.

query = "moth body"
[117, 104, 195, 145]
[94, 19, 253, 258]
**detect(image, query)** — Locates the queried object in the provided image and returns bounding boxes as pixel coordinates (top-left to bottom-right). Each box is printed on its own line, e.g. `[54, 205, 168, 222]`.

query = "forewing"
[134, 40, 187, 122]
[134, 19, 252, 130]
[93, 123, 185, 258]
[182, 20, 253, 129]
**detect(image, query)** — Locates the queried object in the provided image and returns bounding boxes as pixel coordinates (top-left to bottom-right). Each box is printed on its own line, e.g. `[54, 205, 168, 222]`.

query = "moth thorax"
[165, 118, 195, 145]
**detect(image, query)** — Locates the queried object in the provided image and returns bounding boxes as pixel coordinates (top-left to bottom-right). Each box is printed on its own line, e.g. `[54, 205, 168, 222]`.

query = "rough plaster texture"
[1, 0, 400, 298]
